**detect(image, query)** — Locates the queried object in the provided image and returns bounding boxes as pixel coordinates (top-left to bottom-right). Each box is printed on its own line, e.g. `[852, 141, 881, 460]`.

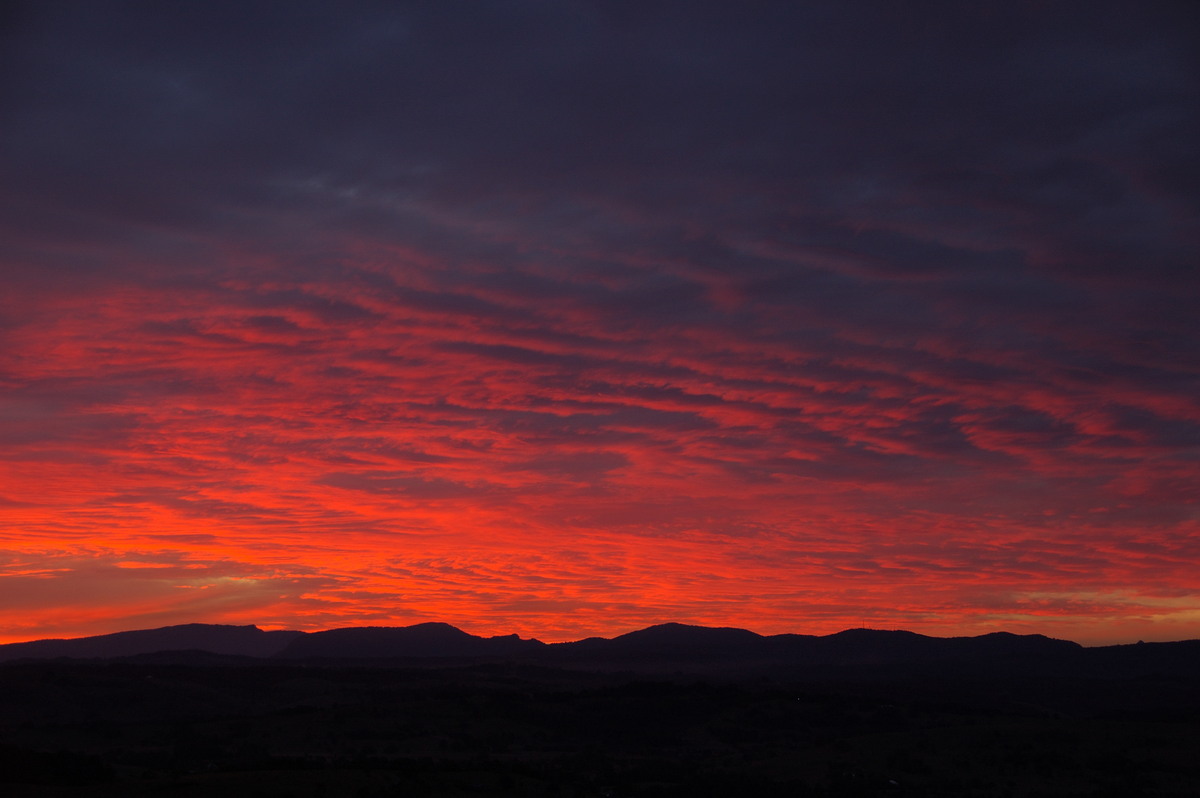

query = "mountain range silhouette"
[4, 620, 1200, 795]
[2, 621, 1196, 678]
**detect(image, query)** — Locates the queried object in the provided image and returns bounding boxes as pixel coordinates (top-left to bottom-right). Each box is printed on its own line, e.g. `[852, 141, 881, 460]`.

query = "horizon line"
[2, 619, 1194, 650]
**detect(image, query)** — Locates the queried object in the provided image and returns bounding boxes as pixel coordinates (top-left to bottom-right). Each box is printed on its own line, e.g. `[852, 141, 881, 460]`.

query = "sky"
[2, 1, 1198, 646]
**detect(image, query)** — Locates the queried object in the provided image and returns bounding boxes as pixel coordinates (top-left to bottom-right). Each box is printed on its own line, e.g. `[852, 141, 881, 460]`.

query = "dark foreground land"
[2, 658, 1198, 797]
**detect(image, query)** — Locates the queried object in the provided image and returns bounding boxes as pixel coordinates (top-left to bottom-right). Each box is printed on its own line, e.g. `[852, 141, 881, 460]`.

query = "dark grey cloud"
[7, 1, 1194, 249]
[315, 471, 489, 500]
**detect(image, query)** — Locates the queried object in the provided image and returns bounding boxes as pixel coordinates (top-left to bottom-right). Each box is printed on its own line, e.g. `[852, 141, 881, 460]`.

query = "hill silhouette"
[549, 622, 763, 662]
[0, 623, 300, 662]
[2, 621, 1196, 679]
[3, 622, 1199, 795]
[275, 622, 545, 660]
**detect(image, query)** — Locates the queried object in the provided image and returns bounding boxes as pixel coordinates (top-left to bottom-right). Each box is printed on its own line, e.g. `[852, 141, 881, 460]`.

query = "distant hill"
[549, 622, 763, 662]
[0, 624, 301, 662]
[275, 622, 545, 660]
[545, 624, 1086, 676]
[1, 622, 1196, 678]
[765, 628, 1083, 666]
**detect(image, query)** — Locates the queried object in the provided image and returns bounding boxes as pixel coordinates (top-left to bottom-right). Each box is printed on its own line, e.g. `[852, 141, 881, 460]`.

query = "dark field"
[2, 660, 1198, 797]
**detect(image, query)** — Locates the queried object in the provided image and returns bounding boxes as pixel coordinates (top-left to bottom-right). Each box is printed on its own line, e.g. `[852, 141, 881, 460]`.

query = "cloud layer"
[2, 1, 1198, 644]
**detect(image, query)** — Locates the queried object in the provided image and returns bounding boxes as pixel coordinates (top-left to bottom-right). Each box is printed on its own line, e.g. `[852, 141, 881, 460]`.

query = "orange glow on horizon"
[3, 266, 1197, 649]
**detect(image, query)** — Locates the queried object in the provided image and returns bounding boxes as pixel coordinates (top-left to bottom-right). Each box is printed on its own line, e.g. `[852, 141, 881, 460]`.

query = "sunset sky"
[2, 1, 1198, 646]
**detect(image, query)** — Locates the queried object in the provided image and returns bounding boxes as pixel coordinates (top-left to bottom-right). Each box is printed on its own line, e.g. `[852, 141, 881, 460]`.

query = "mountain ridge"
[3, 621, 1196, 679]
[0, 623, 304, 661]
